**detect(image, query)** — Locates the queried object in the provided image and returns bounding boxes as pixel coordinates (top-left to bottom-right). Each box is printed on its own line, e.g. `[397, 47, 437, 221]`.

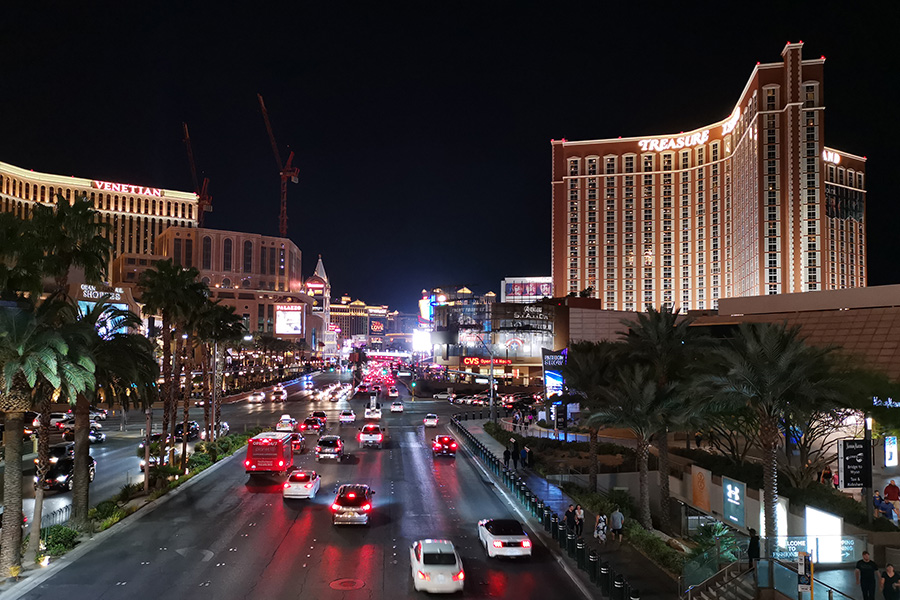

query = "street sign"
[839, 439, 872, 488]
[887, 436, 898, 467]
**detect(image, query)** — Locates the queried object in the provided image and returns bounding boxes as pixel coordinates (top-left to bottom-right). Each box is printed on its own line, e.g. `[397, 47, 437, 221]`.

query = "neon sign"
[461, 357, 512, 366]
[822, 150, 841, 165]
[92, 180, 163, 197]
[638, 129, 710, 152]
[721, 110, 739, 135]
[370, 321, 384, 333]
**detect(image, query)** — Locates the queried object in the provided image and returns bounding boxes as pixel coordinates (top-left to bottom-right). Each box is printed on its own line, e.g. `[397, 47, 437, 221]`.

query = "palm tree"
[703, 322, 849, 557]
[0, 298, 95, 574]
[588, 364, 675, 529]
[0, 212, 44, 302]
[561, 340, 621, 492]
[193, 302, 244, 441]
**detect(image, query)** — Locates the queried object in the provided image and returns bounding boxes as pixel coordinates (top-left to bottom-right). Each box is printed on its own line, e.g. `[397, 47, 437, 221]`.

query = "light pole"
[478, 334, 498, 424]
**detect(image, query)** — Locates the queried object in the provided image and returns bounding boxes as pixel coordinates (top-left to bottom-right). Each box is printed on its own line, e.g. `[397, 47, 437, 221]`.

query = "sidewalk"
[464, 419, 678, 600]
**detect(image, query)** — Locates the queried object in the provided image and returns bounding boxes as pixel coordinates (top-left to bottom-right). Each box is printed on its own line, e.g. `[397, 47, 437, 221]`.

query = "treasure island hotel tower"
[551, 42, 867, 312]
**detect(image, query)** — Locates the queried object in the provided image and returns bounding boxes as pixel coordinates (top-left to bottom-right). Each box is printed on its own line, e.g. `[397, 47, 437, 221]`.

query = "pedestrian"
[694, 431, 703, 448]
[574, 504, 585, 537]
[564, 504, 577, 533]
[593, 513, 608, 543]
[609, 506, 625, 542]
[821, 465, 833, 485]
[747, 528, 760, 571]
[511, 448, 519, 470]
[520, 447, 528, 470]
[883, 564, 900, 600]
[885, 480, 900, 518]
[503, 448, 511, 469]
[833, 471, 840, 489]
[856, 550, 879, 600]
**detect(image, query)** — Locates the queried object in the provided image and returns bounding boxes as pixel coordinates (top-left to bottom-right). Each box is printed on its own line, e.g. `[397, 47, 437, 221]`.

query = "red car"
[432, 435, 458, 457]
[300, 417, 324, 434]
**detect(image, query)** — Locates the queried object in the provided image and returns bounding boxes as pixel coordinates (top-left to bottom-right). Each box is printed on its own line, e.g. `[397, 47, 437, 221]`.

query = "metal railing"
[758, 558, 854, 600]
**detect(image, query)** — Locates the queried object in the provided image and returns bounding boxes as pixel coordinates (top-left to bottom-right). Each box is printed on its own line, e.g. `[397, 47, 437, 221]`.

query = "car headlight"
[56, 475, 67, 482]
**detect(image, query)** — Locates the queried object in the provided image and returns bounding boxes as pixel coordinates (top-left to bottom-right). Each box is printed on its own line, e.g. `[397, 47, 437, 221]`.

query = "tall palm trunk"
[588, 428, 599, 492]
[0, 409, 26, 575]
[214, 343, 223, 443]
[166, 333, 184, 465]
[657, 427, 671, 533]
[636, 436, 652, 530]
[181, 333, 193, 470]
[201, 343, 211, 442]
[159, 317, 173, 465]
[25, 397, 52, 562]
[71, 396, 91, 529]
[760, 414, 780, 558]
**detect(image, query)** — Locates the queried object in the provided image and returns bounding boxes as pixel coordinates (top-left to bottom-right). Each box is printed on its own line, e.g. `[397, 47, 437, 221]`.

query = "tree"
[0, 298, 95, 574]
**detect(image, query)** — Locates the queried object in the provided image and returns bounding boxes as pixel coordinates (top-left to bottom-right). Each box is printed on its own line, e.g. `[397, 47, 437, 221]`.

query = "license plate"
[438, 575, 446, 582]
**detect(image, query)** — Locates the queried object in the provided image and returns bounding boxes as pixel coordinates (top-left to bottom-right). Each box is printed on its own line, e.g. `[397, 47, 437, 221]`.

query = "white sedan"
[339, 409, 356, 425]
[390, 401, 404, 413]
[423, 414, 439, 427]
[477, 519, 532, 558]
[364, 406, 382, 420]
[410, 539, 465, 593]
[275, 415, 298, 432]
[283, 470, 321, 499]
[247, 391, 266, 403]
[388, 387, 399, 398]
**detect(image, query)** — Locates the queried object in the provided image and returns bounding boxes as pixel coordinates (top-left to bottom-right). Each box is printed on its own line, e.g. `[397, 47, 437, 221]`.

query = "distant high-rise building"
[551, 42, 867, 312]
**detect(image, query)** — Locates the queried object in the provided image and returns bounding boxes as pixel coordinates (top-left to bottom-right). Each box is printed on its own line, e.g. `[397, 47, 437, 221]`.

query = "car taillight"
[315, 447, 322, 453]
[492, 540, 504, 548]
[361, 503, 371, 511]
[244, 460, 250, 467]
[305, 483, 313, 489]
[278, 460, 284, 467]
[433, 444, 441, 450]
[416, 571, 430, 581]
[452, 570, 464, 581]
[375, 434, 383, 442]
[522, 539, 532, 549]
[283, 483, 290, 489]
[331, 503, 341, 511]
[301, 425, 306, 429]
[450, 443, 457, 448]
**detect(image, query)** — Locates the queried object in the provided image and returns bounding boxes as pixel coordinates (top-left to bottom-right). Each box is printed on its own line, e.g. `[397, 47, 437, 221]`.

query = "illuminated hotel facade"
[0, 160, 199, 268]
[551, 42, 867, 312]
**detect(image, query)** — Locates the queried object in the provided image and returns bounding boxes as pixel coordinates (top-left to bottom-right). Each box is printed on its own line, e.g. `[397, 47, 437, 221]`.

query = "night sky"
[2, 3, 897, 313]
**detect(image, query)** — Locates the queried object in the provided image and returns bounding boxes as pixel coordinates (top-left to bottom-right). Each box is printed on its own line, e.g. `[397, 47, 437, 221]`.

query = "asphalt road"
[18, 373, 586, 599]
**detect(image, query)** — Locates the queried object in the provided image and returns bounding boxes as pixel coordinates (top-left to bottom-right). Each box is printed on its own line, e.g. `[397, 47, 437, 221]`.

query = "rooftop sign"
[638, 129, 710, 152]
[93, 180, 163, 197]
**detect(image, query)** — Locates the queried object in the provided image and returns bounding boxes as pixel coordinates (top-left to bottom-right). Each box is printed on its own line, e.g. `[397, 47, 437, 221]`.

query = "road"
[19, 373, 586, 599]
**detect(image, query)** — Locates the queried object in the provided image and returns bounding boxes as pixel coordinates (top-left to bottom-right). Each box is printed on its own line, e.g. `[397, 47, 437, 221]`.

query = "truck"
[244, 431, 294, 475]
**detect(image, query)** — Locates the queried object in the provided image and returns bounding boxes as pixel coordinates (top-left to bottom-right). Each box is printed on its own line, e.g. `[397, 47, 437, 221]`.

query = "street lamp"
[477, 334, 498, 424]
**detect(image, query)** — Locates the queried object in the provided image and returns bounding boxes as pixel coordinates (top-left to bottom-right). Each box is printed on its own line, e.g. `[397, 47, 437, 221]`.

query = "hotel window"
[243, 241, 253, 273]
[201, 236, 212, 269]
[643, 156, 653, 172]
[711, 143, 719, 162]
[766, 88, 776, 110]
[605, 157, 616, 174]
[624, 156, 635, 173]
[223, 239, 233, 271]
[569, 189, 578, 201]
[588, 158, 597, 175]
[804, 84, 817, 107]
[569, 160, 579, 176]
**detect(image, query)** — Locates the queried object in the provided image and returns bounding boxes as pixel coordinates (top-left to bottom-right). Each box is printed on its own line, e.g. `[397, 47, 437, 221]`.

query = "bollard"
[576, 538, 586, 569]
[567, 531, 576, 558]
[479, 410, 483, 420]
[629, 589, 640, 600]
[463, 412, 467, 421]
[558, 524, 567, 548]
[550, 513, 559, 538]
[600, 562, 610, 595]
[542, 506, 551, 531]
[588, 550, 599, 583]
[612, 574, 625, 600]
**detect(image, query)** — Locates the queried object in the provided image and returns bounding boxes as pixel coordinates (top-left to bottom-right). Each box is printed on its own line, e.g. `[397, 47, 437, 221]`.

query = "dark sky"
[2, 3, 897, 313]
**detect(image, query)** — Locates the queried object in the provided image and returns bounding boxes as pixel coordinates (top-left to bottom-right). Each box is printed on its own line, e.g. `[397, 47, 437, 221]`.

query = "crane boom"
[257, 93, 298, 238]
[257, 94, 284, 173]
[182, 122, 213, 226]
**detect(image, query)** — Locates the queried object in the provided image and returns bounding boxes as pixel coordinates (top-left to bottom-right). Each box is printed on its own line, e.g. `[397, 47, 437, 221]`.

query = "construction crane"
[182, 122, 213, 226]
[257, 94, 298, 238]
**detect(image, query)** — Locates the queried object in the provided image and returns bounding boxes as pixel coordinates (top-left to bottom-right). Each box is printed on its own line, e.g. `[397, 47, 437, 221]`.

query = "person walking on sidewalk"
[564, 505, 577, 533]
[503, 448, 511, 469]
[519, 448, 528, 470]
[609, 506, 625, 542]
[574, 504, 585, 537]
[886, 480, 900, 519]
[882, 564, 900, 600]
[747, 528, 760, 573]
[856, 550, 878, 600]
[511, 448, 519, 470]
[524, 446, 532, 468]
[594, 512, 608, 543]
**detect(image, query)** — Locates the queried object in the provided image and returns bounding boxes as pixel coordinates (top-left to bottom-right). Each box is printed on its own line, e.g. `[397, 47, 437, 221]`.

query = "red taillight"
[331, 503, 341, 511]
[347, 492, 356, 499]
[522, 539, 532, 548]
[300, 425, 306, 429]
[305, 483, 313, 489]
[416, 570, 430, 581]
[278, 460, 284, 467]
[492, 540, 504, 548]
[361, 503, 371, 511]
[452, 570, 465, 581]
[244, 460, 250, 467]
[433, 444, 441, 450]
[450, 443, 457, 449]
[283, 482, 290, 489]
[375, 434, 383, 442]
[357, 434, 362, 441]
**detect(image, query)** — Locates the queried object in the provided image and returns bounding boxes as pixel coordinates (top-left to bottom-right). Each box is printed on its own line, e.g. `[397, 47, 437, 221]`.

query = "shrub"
[44, 525, 79, 556]
[187, 452, 213, 471]
[115, 482, 144, 504]
[92, 501, 119, 520]
[537, 419, 548, 428]
[624, 521, 686, 575]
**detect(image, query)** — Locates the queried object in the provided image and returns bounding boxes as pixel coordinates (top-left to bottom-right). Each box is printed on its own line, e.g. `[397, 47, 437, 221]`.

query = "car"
[433, 391, 455, 401]
[310, 411, 328, 426]
[200, 421, 230, 440]
[331, 484, 374, 526]
[339, 409, 356, 425]
[283, 469, 321, 499]
[423, 414, 439, 428]
[63, 429, 106, 443]
[32, 412, 68, 428]
[140, 452, 176, 472]
[35, 442, 74, 467]
[302, 378, 315, 390]
[358, 424, 387, 449]
[409, 539, 465, 593]
[300, 417, 324, 434]
[247, 391, 266, 403]
[276, 414, 299, 432]
[315, 435, 345, 461]
[364, 406, 382, 420]
[477, 519, 533, 558]
[390, 401, 404, 413]
[357, 384, 369, 394]
[67, 407, 108, 421]
[388, 387, 399, 398]
[432, 435, 458, 457]
[290, 433, 307, 454]
[138, 433, 173, 452]
[58, 417, 102, 433]
[372, 384, 382, 393]
[36, 456, 96, 491]
[271, 389, 288, 402]
[173, 421, 200, 442]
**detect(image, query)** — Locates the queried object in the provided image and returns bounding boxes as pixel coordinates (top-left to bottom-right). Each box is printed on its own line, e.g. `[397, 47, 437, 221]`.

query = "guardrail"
[450, 414, 644, 600]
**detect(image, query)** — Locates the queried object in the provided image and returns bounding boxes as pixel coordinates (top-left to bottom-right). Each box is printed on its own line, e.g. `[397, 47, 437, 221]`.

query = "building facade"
[551, 42, 867, 312]
[0, 160, 198, 270]
[500, 276, 553, 304]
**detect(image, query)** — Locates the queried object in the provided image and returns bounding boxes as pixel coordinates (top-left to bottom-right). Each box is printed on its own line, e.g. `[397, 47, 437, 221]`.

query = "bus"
[244, 431, 294, 475]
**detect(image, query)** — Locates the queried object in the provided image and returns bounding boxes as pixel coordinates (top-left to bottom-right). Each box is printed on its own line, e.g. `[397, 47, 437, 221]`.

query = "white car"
[433, 392, 455, 401]
[388, 387, 399, 398]
[410, 539, 465, 593]
[477, 519, 533, 558]
[390, 401, 404, 413]
[275, 415, 298, 432]
[364, 406, 382, 420]
[32, 413, 68, 428]
[271, 389, 287, 402]
[339, 409, 356, 425]
[283, 470, 321, 499]
[247, 391, 266, 403]
[423, 414, 439, 428]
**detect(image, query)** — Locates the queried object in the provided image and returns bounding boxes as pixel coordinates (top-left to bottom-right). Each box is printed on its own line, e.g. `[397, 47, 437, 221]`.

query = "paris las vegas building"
[552, 42, 867, 313]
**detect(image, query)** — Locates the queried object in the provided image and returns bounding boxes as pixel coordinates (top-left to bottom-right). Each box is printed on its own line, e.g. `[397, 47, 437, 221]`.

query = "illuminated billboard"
[77, 301, 129, 337]
[275, 305, 304, 335]
[542, 348, 566, 398]
[412, 329, 432, 352]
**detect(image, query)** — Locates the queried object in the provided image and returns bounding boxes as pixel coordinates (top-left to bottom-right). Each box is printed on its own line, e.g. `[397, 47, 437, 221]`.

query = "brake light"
[357, 434, 362, 441]
[300, 425, 306, 429]
[283, 483, 290, 489]
[305, 483, 313, 489]
[244, 460, 250, 467]
[416, 571, 430, 581]
[278, 460, 284, 467]
[348, 492, 356, 499]
[315, 447, 322, 453]
[492, 540, 504, 548]
[452, 570, 465, 581]
[361, 503, 371, 511]
[433, 443, 441, 450]
[375, 434, 383, 442]
[331, 503, 341, 511]
[522, 539, 532, 549]
[450, 443, 457, 448]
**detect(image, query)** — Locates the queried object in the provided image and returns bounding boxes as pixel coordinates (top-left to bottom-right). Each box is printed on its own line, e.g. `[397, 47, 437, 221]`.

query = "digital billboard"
[541, 348, 566, 398]
[275, 305, 304, 335]
[77, 301, 130, 337]
[722, 477, 746, 527]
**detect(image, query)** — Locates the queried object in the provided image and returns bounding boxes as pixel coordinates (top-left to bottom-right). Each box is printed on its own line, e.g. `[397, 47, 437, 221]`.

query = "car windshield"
[304, 419, 319, 426]
[341, 411, 353, 416]
[313, 412, 326, 418]
[422, 552, 457, 566]
[486, 520, 525, 535]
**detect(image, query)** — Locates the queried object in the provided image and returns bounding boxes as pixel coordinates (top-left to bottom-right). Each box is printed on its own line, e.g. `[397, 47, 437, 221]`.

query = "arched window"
[223, 238, 233, 271]
[202, 236, 212, 270]
[25, 183, 30, 199]
[241, 279, 251, 288]
[188, 205, 193, 219]
[201, 277, 210, 286]
[243, 240, 253, 273]
[222, 278, 232, 288]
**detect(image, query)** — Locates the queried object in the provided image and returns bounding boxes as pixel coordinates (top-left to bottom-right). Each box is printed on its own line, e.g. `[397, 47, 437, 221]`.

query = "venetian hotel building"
[551, 42, 867, 312]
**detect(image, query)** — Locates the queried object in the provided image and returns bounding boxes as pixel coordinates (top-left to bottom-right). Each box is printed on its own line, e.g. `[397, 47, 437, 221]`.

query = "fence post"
[543, 506, 551, 531]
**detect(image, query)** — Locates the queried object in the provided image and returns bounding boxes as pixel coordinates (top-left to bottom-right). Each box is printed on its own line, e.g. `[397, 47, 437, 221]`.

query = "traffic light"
[411, 381, 417, 388]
